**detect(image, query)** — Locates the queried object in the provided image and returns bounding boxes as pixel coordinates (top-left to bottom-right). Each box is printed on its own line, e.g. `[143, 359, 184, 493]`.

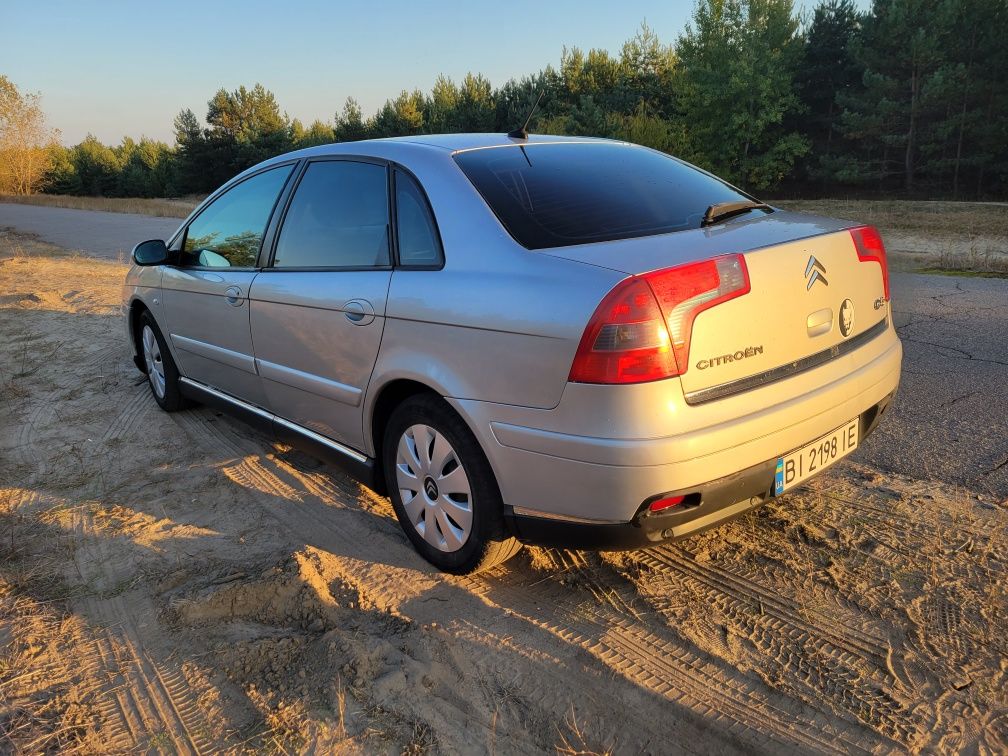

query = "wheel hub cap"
[141, 324, 166, 399]
[395, 424, 473, 552]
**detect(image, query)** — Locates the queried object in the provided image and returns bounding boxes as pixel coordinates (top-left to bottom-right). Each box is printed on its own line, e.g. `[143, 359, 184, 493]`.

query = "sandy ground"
[1, 230, 1006, 754]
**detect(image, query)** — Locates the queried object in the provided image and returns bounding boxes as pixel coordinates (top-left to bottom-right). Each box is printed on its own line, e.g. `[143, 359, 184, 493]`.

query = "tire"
[139, 310, 187, 412]
[382, 394, 522, 574]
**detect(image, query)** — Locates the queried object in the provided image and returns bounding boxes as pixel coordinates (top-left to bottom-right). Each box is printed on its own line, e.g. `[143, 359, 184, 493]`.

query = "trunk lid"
[678, 226, 888, 398]
[543, 211, 890, 398]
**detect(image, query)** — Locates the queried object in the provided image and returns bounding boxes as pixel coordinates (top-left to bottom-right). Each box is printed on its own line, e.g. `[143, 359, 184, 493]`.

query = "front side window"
[183, 165, 293, 267]
[273, 160, 390, 268]
[453, 142, 751, 250]
[395, 170, 443, 267]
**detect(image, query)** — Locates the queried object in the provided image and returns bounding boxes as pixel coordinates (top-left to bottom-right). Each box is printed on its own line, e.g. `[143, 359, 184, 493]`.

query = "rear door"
[161, 164, 294, 407]
[248, 158, 394, 450]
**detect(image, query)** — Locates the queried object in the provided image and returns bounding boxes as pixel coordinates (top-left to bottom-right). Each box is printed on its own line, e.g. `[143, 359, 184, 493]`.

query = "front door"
[161, 164, 294, 408]
[249, 158, 393, 450]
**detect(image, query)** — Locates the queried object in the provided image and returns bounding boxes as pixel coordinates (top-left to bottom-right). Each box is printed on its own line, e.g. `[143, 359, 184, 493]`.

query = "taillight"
[569, 254, 750, 384]
[645, 255, 750, 376]
[850, 226, 890, 300]
[568, 277, 675, 384]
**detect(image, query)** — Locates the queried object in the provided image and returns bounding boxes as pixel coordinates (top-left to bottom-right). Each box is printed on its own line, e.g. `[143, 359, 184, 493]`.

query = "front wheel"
[383, 395, 521, 574]
[139, 310, 187, 412]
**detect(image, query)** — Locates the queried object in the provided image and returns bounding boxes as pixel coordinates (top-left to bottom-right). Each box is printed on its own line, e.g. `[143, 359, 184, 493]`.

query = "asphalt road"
[1, 202, 1005, 497]
[862, 272, 1008, 498]
[0, 202, 181, 260]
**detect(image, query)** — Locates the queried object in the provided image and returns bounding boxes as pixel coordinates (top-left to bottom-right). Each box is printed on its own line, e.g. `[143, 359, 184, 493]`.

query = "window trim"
[168, 160, 300, 272]
[390, 164, 445, 271]
[263, 155, 395, 273]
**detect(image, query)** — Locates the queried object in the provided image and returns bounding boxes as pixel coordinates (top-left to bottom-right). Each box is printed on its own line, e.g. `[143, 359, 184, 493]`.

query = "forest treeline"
[5, 0, 1007, 200]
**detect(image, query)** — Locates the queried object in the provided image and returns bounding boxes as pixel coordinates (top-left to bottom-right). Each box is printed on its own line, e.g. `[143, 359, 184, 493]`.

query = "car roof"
[387, 133, 612, 152]
[264, 133, 617, 164]
[227, 134, 634, 195]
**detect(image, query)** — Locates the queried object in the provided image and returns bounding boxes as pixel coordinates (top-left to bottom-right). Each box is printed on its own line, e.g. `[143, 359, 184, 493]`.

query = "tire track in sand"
[629, 546, 923, 746]
[70, 509, 226, 754]
[14, 344, 120, 478]
[465, 562, 880, 754]
[99, 382, 153, 445]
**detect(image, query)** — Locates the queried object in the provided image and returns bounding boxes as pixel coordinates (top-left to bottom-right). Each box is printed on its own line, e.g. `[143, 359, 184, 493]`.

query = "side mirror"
[132, 239, 169, 266]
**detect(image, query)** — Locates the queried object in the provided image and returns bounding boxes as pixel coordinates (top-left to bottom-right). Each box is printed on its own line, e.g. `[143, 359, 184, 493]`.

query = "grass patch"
[0, 194, 200, 218]
[772, 198, 1008, 238]
[916, 267, 1008, 278]
[0, 227, 73, 260]
[774, 199, 1008, 276]
[919, 243, 1008, 277]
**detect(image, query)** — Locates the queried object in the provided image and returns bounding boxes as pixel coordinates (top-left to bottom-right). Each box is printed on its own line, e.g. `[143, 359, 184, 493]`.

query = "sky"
[2, 0, 868, 146]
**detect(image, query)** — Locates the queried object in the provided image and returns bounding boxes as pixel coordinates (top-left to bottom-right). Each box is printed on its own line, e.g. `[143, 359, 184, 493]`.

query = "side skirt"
[178, 377, 383, 493]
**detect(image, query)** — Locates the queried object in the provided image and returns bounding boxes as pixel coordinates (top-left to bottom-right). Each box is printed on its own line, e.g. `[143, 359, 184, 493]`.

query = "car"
[123, 133, 902, 574]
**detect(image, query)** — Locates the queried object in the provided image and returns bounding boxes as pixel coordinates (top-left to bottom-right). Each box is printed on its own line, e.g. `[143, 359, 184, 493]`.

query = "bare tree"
[0, 76, 60, 195]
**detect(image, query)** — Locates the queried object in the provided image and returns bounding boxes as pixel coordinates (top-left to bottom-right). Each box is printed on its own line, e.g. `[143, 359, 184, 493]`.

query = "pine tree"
[838, 0, 946, 191]
[456, 74, 495, 132]
[371, 90, 425, 137]
[173, 108, 211, 194]
[676, 0, 809, 190]
[619, 22, 678, 117]
[425, 76, 460, 133]
[204, 84, 292, 177]
[334, 98, 369, 142]
[798, 0, 864, 182]
[72, 135, 121, 196]
[916, 0, 1008, 197]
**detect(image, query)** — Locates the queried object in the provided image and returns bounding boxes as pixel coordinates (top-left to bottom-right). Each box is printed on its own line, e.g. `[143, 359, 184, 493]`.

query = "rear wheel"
[139, 310, 187, 412]
[383, 395, 521, 574]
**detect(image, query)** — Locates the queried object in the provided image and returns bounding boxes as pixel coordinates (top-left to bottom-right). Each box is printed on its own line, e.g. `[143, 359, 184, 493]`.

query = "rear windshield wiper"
[702, 200, 773, 227]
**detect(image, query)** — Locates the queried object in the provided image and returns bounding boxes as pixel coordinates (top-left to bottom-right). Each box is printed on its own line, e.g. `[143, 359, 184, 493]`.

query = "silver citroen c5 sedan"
[124, 134, 902, 573]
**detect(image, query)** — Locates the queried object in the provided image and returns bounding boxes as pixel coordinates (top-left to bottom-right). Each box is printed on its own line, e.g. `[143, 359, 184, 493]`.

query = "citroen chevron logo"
[805, 255, 828, 290]
[424, 477, 439, 499]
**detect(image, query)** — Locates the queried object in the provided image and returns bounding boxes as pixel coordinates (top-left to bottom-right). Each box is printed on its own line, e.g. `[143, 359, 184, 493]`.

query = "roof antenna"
[507, 90, 544, 140]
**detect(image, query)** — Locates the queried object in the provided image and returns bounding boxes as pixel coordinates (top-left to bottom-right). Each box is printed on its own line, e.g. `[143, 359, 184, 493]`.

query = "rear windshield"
[453, 142, 750, 250]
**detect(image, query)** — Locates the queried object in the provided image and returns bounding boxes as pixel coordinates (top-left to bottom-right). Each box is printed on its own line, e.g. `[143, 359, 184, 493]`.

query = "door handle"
[343, 299, 375, 325]
[224, 286, 243, 307]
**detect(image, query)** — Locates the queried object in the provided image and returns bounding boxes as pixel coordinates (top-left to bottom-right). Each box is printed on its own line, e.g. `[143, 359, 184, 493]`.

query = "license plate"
[774, 419, 859, 495]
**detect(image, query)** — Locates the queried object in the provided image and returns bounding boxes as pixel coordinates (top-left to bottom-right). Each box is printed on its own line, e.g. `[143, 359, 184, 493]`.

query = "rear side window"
[274, 160, 390, 269]
[183, 165, 293, 267]
[395, 170, 443, 267]
[453, 143, 750, 250]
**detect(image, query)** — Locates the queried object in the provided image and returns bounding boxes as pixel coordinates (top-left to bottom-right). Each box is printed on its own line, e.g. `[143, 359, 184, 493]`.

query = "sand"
[1, 229, 1005, 753]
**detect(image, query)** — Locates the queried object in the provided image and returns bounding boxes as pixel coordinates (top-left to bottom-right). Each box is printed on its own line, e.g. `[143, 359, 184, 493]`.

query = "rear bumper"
[505, 390, 895, 550]
[451, 326, 902, 531]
